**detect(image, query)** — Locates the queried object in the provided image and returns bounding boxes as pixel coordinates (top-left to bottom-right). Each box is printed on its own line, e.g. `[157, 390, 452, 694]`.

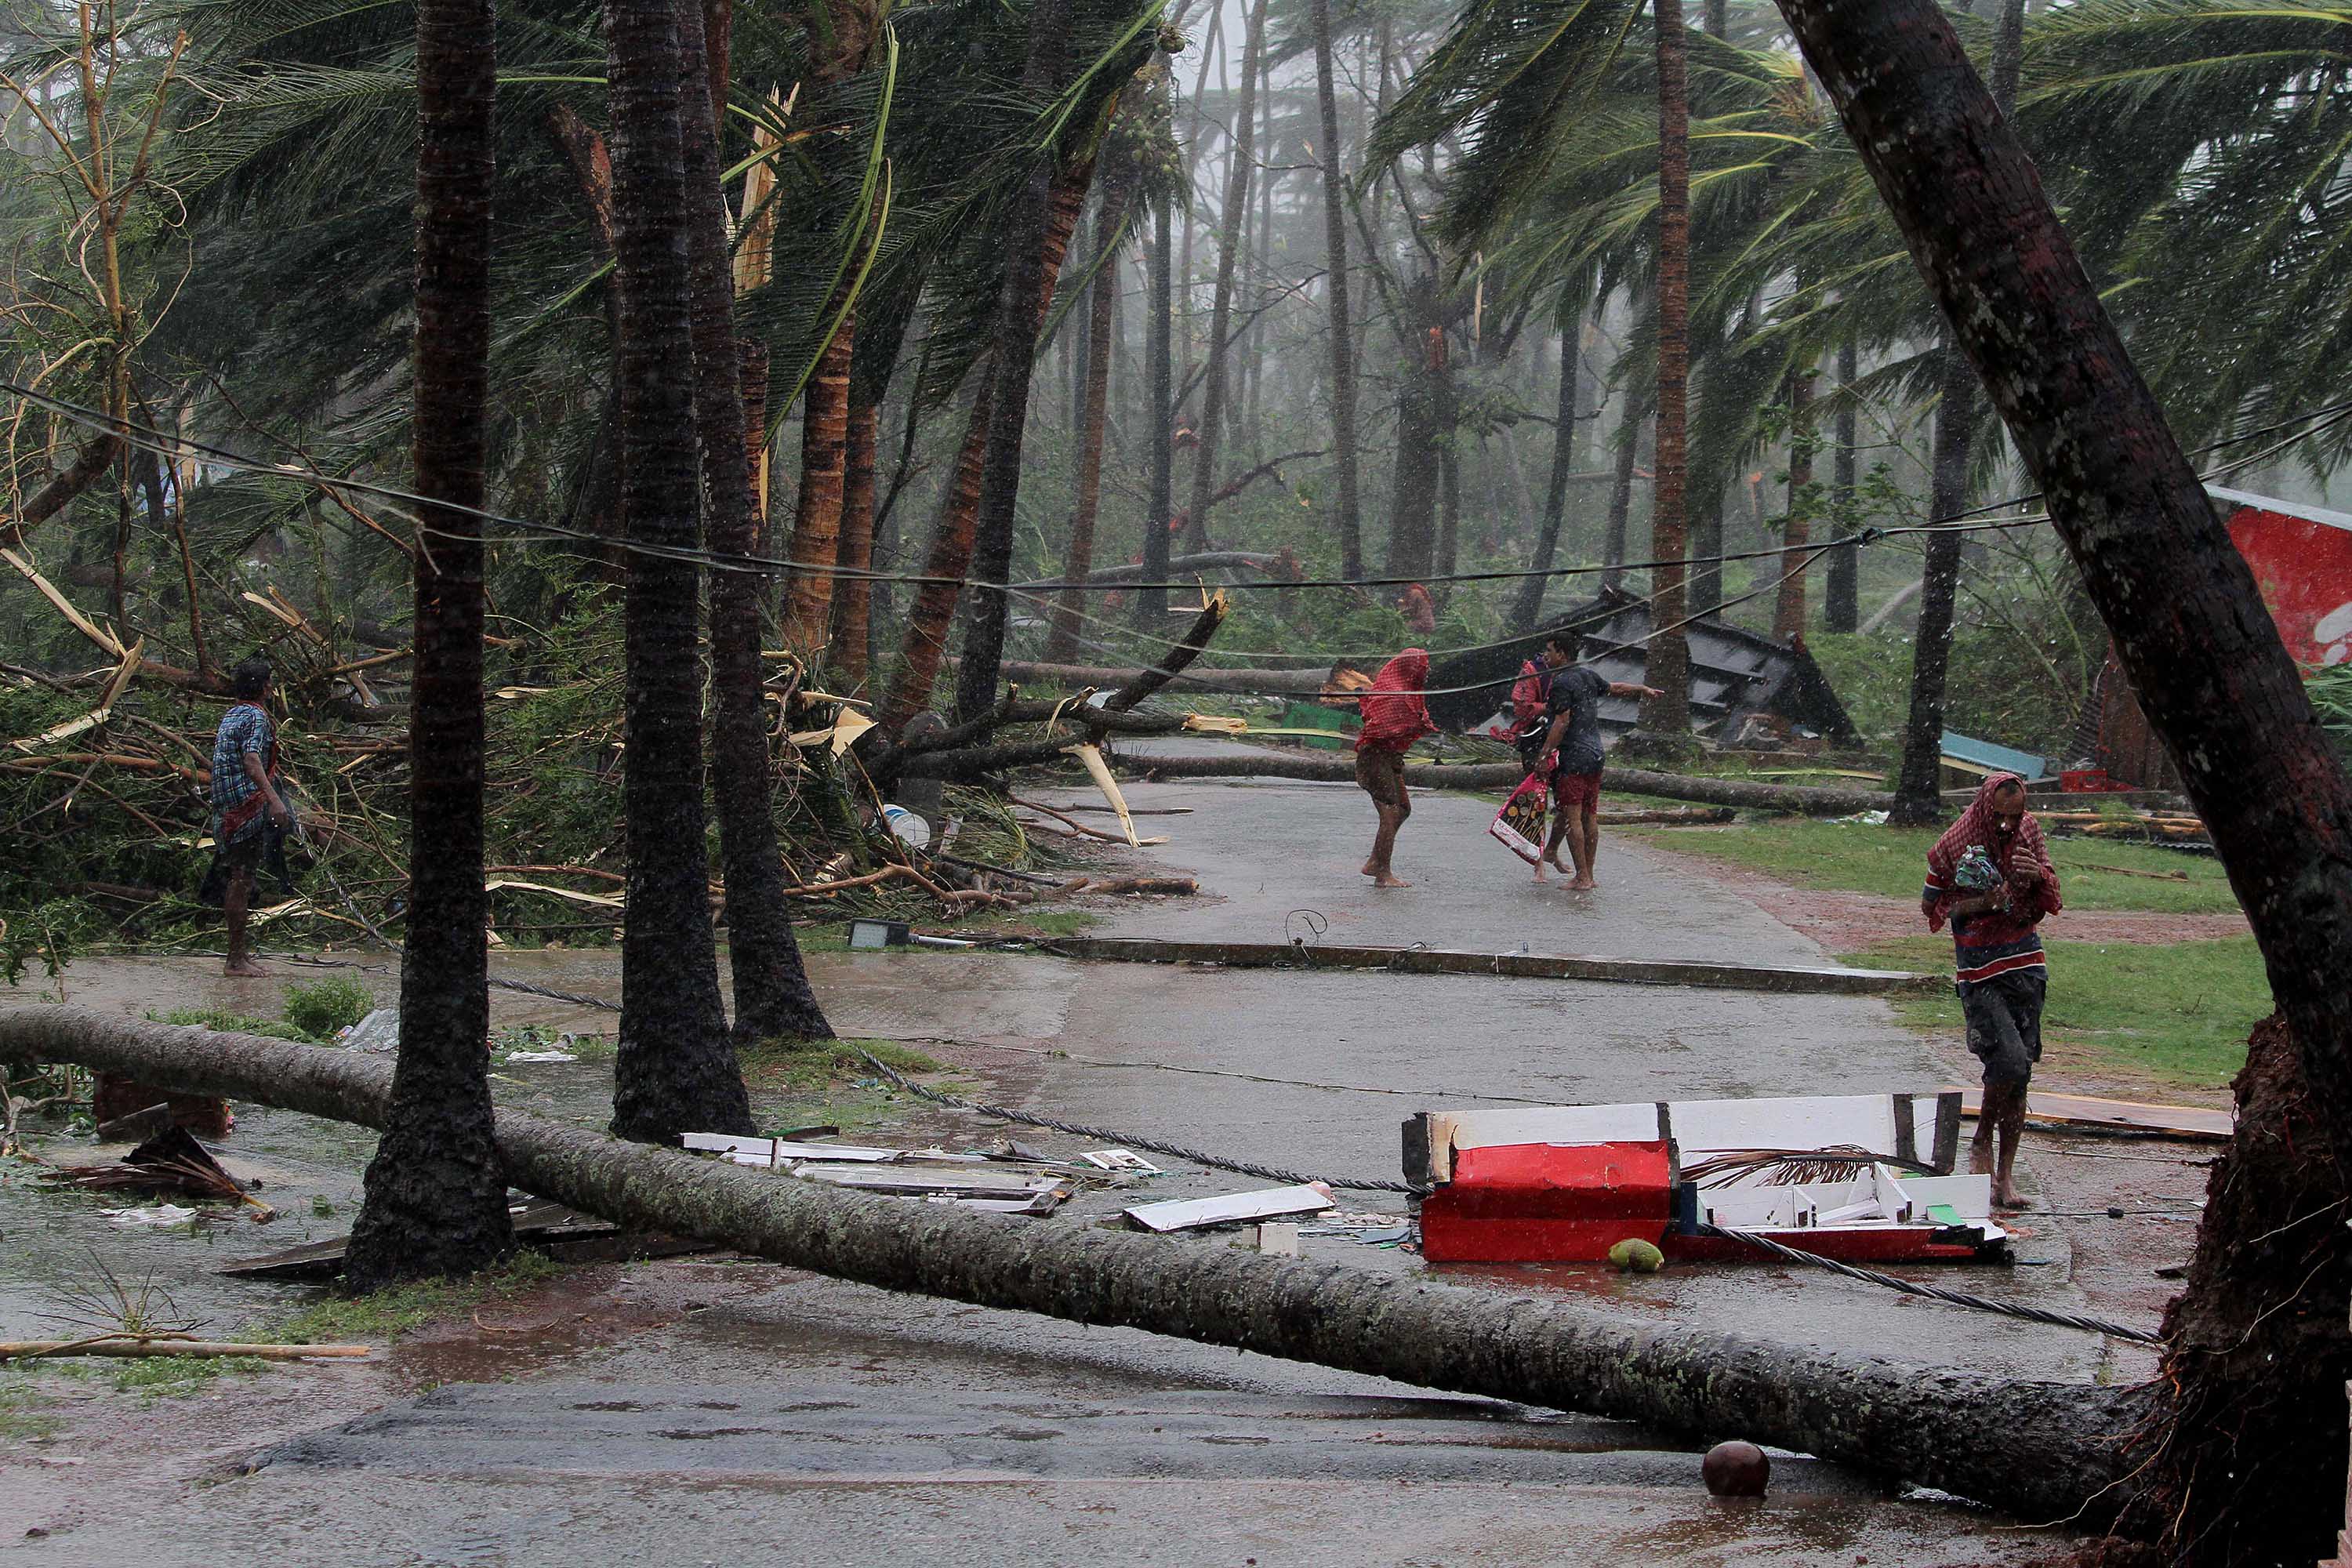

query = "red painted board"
[1420, 1141, 1674, 1264]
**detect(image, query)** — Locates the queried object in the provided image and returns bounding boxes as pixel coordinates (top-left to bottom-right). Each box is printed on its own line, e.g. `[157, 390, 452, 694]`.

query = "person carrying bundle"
[1922, 772, 2063, 1209]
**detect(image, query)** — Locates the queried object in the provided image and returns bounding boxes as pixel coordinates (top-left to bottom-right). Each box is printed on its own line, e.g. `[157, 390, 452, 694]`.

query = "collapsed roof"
[1425, 586, 1859, 746]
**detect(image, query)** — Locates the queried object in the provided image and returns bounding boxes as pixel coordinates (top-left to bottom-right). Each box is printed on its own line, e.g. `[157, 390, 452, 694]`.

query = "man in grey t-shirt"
[1529, 632, 1659, 888]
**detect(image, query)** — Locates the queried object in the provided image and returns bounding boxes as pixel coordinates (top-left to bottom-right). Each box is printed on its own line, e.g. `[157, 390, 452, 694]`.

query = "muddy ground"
[2, 747, 2221, 1565]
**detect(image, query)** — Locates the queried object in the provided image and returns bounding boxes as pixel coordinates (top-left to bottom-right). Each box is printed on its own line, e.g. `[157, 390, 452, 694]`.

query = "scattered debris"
[1410, 1093, 2010, 1265]
[681, 1131, 1076, 1214]
[1079, 1149, 1160, 1173]
[46, 1127, 274, 1220]
[1123, 1183, 1336, 1233]
[1247, 1221, 1299, 1256]
[100, 1204, 200, 1227]
[337, 1007, 401, 1053]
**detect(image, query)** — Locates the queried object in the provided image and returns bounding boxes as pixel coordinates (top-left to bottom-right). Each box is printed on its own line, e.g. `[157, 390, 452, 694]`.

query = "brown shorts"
[1355, 746, 1409, 810]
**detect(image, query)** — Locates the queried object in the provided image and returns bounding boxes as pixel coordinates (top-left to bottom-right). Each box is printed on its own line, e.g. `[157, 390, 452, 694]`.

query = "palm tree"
[953, 0, 1082, 720]
[1639, 0, 1693, 736]
[882, 152, 1098, 727]
[1178, 0, 1269, 557]
[1308, 0, 1364, 582]
[345, 0, 516, 1289]
[1138, 66, 1176, 628]
[1824, 339, 1858, 631]
[677, 0, 833, 1046]
[830, 396, 880, 684]
[604, 0, 753, 1145]
[1046, 147, 1139, 662]
[778, 2, 884, 655]
[1770, 363, 1813, 640]
[1511, 300, 1591, 628]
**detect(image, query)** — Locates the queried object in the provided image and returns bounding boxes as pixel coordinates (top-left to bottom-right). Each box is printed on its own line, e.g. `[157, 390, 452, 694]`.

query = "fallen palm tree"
[1109, 750, 1890, 817]
[0, 1007, 2145, 1526]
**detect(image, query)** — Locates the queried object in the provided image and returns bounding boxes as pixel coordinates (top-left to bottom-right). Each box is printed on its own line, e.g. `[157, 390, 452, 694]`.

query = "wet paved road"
[3, 742, 2134, 1563]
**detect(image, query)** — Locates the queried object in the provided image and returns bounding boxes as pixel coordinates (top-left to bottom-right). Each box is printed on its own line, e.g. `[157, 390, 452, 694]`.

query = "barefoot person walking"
[1356, 648, 1436, 889]
[1922, 772, 2061, 1210]
[1525, 633, 1659, 888]
[209, 656, 295, 977]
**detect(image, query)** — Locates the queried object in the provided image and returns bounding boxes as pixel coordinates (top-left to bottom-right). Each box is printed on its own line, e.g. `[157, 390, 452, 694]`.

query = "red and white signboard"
[2209, 486, 2352, 668]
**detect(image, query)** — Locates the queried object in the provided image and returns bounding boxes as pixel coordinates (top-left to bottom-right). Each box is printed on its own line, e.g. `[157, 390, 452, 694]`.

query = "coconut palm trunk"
[344, 0, 515, 1290]
[677, 0, 832, 1047]
[604, 0, 754, 1145]
[1511, 315, 1585, 629]
[830, 397, 880, 686]
[1824, 341, 1859, 633]
[1308, 0, 1363, 581]
[1639, 2, 1693, 739]
[951, 0, 1083, 721]
[1179, 0, 1269, 557]
[1890, 350, 1973, 824]
[1045, 176, 1132, 663]
[1772, 368, 1815, 641]
[884, 154, 1095, 728]
[782, 315, 856, 654]
[1138, 113, 1175, 629]
[1775, 2, 2352, 1559]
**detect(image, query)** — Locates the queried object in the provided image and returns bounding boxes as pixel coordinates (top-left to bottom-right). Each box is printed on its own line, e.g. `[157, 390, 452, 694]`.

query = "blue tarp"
[1940, 730, 2049, 782]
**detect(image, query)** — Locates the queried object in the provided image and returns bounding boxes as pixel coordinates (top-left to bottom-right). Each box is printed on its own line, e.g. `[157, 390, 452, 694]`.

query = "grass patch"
[737, 1036, 949, 1134]
[0, 1370, 60, 1439]
[739, 1036, 942, 1095]
[149, 1007, 317, 1043]
[1849, 935, 2270, 1088]
[1621, 817, 2241, 915]
[260, 1250, 566, 1347]
[281, 975, 373, 1039]
[107, 1355, 270, 1400]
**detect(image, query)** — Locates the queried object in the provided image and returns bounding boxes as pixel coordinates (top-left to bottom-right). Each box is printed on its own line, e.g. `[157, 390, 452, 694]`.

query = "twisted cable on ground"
[844, 1042, 1414, 1195]
[1695, 1221, 2165, 1343]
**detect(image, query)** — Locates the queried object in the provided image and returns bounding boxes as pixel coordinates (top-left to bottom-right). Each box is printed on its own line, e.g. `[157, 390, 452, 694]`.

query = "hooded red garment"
[1356, 648, 1436, 753]
[1923, 771, 2061, 934]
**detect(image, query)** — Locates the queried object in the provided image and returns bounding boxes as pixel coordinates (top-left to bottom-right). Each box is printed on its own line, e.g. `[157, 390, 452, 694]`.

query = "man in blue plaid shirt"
[211, 655, 292, 975]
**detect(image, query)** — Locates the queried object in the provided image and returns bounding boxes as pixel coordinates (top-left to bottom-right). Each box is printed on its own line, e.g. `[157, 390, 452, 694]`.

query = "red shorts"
[1552, 770, 1601, 811]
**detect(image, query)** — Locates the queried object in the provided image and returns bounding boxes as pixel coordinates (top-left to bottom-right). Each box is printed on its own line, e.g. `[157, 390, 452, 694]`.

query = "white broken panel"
[1123, 1185, 1336, 1234]
[683, 1132, 907, 1167]
[791, 1163, 1069, 1200]
[1080, 1149, 1162, 1173]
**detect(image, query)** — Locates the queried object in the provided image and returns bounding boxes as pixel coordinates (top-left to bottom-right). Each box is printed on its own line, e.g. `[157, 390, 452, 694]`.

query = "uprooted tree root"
[2071, 1014, 2351, 1567]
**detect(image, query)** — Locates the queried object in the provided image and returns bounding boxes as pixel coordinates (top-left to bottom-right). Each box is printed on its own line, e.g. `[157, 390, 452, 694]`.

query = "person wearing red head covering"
[1922, 771, 2063, 1209]
[1355, 648, 1436, 887]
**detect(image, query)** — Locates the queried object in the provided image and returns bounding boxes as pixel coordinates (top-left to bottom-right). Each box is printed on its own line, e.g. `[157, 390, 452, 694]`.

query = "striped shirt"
[1923, 869, 2056, 988]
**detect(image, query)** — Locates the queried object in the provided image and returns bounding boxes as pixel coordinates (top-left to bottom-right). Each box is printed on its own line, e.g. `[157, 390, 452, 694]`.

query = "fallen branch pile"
[0, 1007, 2148, 1526]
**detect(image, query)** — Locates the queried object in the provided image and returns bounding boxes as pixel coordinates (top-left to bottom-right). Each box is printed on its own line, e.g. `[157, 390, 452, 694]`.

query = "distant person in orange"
[1355, 648, 1435, 888]
[1397, 582, 1437, 637]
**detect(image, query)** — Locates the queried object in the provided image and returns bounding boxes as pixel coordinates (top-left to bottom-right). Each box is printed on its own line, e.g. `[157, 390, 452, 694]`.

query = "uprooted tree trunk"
[0, 1009, 2145, 1524]
[1774, 2, 2352, 1560]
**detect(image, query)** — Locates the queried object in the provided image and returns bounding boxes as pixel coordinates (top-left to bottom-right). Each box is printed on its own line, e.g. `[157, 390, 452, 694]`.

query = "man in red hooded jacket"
[1356, 649, 1435, 887]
